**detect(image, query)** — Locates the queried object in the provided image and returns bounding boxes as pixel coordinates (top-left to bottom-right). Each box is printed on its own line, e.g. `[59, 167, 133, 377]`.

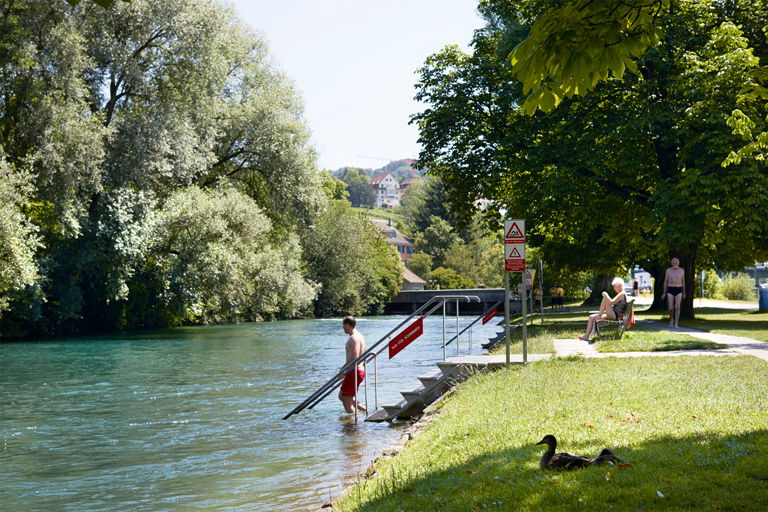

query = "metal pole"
[456, 299, 460, 356]
[442, 300, 446, 361]
[374, 355, 378, 410]
[353, 364, 358, 423]
[538, 258, 545, 325]
[363, 360, 368, 418]
[504, 270, 510, 368]
[522, 270, 528, 364]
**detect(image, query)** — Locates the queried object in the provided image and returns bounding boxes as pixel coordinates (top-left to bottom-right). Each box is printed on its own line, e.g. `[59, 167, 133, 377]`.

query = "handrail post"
[455, 299, 460, 356]
[363, 360, 368, 418]
[442, 299, 446, 361]
[374, 354, 378, 410]
[353, 365, 358, 423]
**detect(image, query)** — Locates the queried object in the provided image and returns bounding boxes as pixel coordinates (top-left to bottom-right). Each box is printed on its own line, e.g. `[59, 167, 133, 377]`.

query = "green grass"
[488, 323, 582, 355]
[593, 325, 727, 353]
[334, 356, 768, 511]
[639, 307, 768, 343]
[352, 206, 406, 226]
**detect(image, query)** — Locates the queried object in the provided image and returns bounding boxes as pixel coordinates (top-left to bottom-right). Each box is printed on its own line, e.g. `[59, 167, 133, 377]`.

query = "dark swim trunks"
[340, 368, 365, 397]
[667, 286, 683, 296]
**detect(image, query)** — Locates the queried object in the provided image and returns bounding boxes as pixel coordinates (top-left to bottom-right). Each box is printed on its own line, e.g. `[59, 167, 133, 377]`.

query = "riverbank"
[332, 355, 768, 511]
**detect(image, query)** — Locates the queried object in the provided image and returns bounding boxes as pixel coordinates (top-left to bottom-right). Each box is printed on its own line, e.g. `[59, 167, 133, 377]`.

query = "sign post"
[504, 220, 527, 365]
[538, 258, 545, 324]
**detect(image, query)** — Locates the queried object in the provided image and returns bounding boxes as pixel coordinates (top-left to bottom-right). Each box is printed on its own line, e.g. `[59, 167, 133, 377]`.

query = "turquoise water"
[0, 315, 492, 511]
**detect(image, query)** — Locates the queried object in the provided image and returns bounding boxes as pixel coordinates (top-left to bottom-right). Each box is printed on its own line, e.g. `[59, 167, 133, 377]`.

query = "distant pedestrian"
[662, 257, 685, 328]
[632, 279, 639, 297]
[338, 316, 367, 413]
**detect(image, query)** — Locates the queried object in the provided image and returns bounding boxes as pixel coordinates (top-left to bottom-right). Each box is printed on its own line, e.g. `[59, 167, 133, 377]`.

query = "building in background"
[402, 267, 427, 291]
[371, 219, 414, 261]
[370, 172, 401, 208]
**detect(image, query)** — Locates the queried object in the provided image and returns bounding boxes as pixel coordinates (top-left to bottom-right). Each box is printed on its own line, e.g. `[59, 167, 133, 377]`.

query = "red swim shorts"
[340, 367, 365, 397]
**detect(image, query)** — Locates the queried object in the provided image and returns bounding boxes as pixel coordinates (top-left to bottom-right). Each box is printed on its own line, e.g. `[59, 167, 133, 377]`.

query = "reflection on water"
[0, 315, 494, 511]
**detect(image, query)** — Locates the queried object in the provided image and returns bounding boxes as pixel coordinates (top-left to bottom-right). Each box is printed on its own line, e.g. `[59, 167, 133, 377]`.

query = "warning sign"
[506, 245, 524, 259]
[504, 219, 525, 272]
[482, 308, 498, 325]
[388, 317, 424, 359]
[504, 220, 525, 243]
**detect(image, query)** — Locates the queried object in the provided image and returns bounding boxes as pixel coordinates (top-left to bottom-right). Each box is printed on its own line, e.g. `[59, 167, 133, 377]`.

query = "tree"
[0, 0, 328, 336]
[303, 201, 402, 317]
[413, 0, 768, 319]
[407, 253, 434, 282]
[341, 168, 376, 207]
[414, 216, 461, 268]
[0, 158, 39, 313]
[428, 267, 475, 290]
[500, 0, 672, 114]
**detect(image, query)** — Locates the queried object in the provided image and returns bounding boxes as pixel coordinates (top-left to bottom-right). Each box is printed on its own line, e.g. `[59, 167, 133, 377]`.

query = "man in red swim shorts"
[338, 316, 367, 413]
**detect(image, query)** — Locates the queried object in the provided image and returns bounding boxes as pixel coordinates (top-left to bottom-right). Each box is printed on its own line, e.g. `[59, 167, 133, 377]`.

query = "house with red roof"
[370, 172, 401, 208]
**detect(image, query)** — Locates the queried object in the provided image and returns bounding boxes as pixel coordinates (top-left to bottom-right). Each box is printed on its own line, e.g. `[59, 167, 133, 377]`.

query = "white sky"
[228, 1, 484, 170]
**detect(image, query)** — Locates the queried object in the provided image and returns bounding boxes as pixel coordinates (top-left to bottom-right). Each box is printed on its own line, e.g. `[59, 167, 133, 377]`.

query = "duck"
[590, 447, 624, 465]
[536, 435, 592, 470]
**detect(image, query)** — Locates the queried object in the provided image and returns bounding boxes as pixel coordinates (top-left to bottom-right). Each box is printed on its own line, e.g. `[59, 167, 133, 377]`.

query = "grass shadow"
[337, 430, 768, 511]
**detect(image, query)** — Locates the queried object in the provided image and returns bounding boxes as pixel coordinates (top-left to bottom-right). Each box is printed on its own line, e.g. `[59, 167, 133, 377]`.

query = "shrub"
[719, 273, 756, 301]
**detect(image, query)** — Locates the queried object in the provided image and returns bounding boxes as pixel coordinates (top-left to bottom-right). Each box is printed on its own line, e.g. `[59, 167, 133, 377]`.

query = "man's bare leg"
[673, 294, 683, 328]
[667, 294, 675, 327]
[341, 396, 355, 413]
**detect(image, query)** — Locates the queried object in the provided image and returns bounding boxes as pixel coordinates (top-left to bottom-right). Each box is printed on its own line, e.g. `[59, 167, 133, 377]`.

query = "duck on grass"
[536, 434, 623, 470]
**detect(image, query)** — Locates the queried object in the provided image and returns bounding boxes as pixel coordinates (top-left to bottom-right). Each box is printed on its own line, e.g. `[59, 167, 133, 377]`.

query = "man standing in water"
[662, 257, 686, 328]
[338, 316, 367, 413]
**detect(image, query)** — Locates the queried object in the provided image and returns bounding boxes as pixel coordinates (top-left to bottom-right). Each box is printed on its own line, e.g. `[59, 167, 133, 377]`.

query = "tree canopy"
[413, 0, 768, 317]
[0, 0, 400, 337]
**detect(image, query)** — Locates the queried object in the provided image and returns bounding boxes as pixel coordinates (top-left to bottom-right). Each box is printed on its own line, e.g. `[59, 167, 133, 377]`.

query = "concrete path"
[630, 297, 758, 310]
[639, 320, 768, 361]
[553, 337, 735, 359]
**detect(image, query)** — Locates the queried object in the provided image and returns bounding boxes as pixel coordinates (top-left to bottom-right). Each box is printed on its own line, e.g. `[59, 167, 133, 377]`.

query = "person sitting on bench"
[578, 278, 627, 341]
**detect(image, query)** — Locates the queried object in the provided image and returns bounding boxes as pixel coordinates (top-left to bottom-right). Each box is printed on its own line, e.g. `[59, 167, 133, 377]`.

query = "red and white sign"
[504, 220, 525, 243]
[504, 219, 526, 272]
[482, 308, 498, 325]
[389, 317, 424, 359]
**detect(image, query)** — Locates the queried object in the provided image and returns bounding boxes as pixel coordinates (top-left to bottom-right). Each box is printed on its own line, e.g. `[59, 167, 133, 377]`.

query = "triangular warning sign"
[508, 247, 521, 258]
[505, 222, 524, 240]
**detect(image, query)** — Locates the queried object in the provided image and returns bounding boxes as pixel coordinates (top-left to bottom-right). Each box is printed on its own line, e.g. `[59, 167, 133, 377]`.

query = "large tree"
[0, 0, 326, 336]
[413, 0, 768, 317]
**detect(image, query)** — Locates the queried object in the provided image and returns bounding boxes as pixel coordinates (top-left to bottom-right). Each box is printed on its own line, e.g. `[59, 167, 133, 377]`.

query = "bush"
[719, 273, 756, 301]
[428, 267, 474, 290]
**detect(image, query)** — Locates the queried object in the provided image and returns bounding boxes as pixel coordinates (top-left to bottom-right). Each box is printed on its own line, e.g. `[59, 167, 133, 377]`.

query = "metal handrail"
[444, 300, 503, 347]
[282, 295, 480, 420]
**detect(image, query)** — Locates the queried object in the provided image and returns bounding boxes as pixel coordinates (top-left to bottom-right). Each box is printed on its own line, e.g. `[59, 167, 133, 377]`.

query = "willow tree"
[413, 0, 768, 317]
[0, 0, 325, 336]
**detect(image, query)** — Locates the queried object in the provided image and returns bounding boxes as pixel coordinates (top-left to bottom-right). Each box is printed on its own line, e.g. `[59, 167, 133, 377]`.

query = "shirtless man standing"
[662, 257, 686, 328]
[338, 316, 367, 413]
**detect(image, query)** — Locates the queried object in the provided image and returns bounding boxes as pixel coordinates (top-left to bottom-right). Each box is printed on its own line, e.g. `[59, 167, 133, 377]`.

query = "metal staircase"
[283, 296, 503, 423]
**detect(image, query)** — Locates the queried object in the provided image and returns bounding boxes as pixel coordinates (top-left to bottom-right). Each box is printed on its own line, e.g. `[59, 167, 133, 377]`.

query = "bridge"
[386, 288, 521, 315]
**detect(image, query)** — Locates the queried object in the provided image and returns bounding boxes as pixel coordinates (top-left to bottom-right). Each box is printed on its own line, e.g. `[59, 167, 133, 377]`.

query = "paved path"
[630, 297, 758, 310]
[639, 320, 768, 361]
[552, 337, 736, 359]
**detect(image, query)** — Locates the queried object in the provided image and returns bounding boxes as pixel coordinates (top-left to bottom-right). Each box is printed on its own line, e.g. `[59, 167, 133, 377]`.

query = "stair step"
[401, 385, 426, 401]
[417, 368, 444, 386]
[364, 409, 390, 422]
[382, 399, 407, 415]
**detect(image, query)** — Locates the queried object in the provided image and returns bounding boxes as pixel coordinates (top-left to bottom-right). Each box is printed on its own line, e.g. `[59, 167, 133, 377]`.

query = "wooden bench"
[595, 300, 635, 341]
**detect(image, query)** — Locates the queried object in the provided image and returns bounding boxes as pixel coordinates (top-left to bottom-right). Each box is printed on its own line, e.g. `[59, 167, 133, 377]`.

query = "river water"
[0, 315, 493, 511]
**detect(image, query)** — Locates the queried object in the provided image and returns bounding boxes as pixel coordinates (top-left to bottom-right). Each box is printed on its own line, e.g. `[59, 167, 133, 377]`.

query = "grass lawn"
[352, 206, 406, 226]
[593, 325, 727, 353]
[488, 323, 582, 355]
[639, 307, 768, 343]
[334, 356, 768, 512]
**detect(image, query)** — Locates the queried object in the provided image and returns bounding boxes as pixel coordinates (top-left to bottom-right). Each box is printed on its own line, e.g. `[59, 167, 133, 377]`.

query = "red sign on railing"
[388, 317, 424, 359]
[482, 308, 498, 325]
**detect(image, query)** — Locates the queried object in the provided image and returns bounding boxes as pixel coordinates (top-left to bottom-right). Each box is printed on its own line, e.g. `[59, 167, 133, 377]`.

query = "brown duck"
[536, 435, 624, 470]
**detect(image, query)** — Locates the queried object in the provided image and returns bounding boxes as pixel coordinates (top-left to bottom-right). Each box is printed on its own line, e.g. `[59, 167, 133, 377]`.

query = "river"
[0, 315, 493, 511]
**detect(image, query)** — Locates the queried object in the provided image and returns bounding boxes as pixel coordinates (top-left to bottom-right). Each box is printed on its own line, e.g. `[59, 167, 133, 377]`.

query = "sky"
[228, 1, 485, 170]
